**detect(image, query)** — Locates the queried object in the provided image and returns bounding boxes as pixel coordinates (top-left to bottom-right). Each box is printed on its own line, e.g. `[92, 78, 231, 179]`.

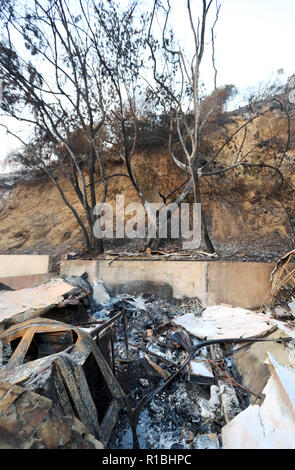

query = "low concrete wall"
[98, 260, 208, 305]
[207, 262, 275, 309]
[0, 273, 55, 290]
[59, 259, 98, 283]
[60, 259, 276, 309]
[0, 255, 51, 277]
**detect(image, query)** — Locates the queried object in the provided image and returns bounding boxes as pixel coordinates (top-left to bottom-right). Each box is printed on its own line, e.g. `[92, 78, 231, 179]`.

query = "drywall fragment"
[173, 306, 275, 340]
[189, 359, 214, 385]
[222, 353, 295, 449]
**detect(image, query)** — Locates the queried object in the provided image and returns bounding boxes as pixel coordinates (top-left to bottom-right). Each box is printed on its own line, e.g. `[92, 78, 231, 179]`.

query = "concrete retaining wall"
[0, 255, 51, 277]
[0, 255, 52, 290]
[207, 262, 275, 309]
[0, 273, 55, 290]
[60, 259, 276, 309]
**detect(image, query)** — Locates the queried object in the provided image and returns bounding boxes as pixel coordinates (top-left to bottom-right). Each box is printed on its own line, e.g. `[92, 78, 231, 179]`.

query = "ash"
[92, 294, 247, 450]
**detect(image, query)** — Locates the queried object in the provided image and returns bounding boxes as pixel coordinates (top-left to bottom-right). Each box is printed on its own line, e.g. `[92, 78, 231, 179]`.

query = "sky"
[214, 0, 295, 90]
[0, 0, 295, 170]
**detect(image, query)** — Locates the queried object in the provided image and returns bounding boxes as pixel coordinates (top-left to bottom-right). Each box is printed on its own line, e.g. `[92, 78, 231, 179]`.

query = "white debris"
[198, 386, 221, 421]
[218, 380, 241, 424]
[173, 305, 275, 340]
[288, 301, 295, 315]
[91, 279, 111, 306]
[0, 278, 73, 320]
[189, 359, 214, 384]
[139, 378, 149, 387]
[222, 353, 295, 449]
[208, 385, 220, 409]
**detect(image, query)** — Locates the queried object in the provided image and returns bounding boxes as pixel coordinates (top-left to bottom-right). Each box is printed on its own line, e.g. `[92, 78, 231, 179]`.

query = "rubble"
[189, 359, 214, 385]
[222, 353, 295, 449]
[0, 277, 91, 332]
[0, 273, 295, 449]
[0, 381, 103, 449]
[0, 316, 126, 447]
[92, 279, 111, 307]
[194, 433, 220, 449]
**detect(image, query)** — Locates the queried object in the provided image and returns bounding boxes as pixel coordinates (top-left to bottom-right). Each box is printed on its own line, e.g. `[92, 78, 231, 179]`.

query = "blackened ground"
[98, 295, 249, 450]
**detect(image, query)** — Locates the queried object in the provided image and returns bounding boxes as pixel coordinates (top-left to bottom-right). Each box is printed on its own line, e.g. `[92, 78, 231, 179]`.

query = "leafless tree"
[0, 0, 148, 255]
[146, 0, 289, 253]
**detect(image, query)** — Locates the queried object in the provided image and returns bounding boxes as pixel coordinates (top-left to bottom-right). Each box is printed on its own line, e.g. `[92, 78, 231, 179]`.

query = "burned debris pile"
[1, 272, 295, 449]
[262, 249, 295, 320]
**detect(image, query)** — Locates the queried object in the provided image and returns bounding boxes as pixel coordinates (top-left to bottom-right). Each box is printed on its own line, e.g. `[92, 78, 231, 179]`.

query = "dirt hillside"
[0, 101, 294, 262]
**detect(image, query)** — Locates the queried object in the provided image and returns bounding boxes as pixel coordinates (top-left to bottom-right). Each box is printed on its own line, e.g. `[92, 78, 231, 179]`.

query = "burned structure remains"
[1, 257, 295, 450]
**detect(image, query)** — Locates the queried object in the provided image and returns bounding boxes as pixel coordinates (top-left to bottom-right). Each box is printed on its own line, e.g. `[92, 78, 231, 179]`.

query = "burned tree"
[145, 0, 290, 254]
[0, 0, 111, 255]
[0, 0, 151, 255]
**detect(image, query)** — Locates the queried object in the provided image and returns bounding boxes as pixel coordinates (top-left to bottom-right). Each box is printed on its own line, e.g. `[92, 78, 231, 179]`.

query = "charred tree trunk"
[190, 159, 215, 254]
